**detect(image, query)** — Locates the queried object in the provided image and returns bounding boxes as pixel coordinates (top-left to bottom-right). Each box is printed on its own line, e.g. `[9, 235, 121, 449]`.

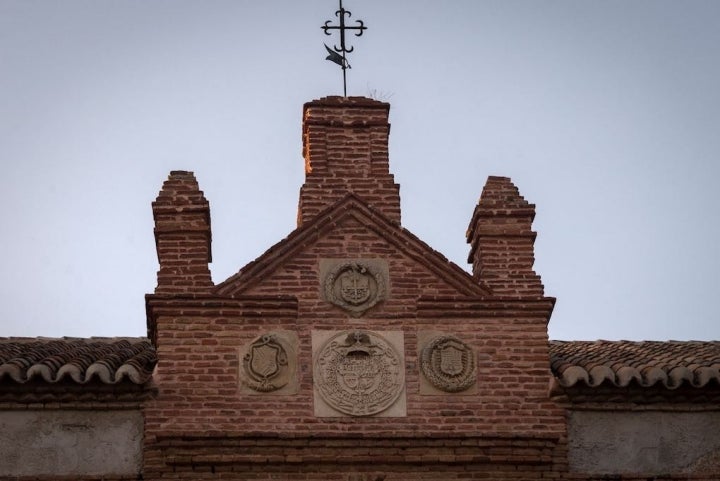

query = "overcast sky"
[1, 0, 719, 341]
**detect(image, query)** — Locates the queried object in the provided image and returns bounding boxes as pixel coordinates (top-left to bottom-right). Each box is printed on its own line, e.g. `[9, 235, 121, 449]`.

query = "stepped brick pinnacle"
[298, 96, 401, 226]
[152, 171, 213, 294]
[466, 176, 544, 296]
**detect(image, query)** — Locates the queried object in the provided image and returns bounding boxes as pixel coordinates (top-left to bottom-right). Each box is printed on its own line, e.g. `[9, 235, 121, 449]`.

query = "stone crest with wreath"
[321, 259, 388, 315]
[419, 335, 477, 393]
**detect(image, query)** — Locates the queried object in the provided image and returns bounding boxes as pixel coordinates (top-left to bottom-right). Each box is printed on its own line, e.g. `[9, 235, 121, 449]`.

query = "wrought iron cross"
[321, 0, 367, 97]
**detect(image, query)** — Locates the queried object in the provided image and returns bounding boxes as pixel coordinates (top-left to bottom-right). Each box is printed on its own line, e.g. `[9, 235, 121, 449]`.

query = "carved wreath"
[323, 261, 386, 315]
[420, 335, 477, 393]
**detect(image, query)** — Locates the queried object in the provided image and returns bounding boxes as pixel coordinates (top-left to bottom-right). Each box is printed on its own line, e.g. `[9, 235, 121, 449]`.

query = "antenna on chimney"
[321, 0, 367, 97]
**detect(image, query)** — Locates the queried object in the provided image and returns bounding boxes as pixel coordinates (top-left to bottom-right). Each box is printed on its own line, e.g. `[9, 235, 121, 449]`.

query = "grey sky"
[1, 1, 718, 340]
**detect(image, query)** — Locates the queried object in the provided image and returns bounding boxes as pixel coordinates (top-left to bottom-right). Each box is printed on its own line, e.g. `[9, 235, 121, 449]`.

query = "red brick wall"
[143, 97, 567, 479]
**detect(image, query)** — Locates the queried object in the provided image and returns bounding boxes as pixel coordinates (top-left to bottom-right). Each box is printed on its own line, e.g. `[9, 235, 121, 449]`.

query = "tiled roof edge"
[549, 340, 720, 390]
[0, 337, 156, 386]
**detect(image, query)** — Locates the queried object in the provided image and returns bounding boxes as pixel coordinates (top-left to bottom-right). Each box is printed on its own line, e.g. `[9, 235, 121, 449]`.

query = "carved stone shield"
[339, 269, 371, 305]
[242, 334, 291, 392]
[420, 335, 477, 393]
[439, 342, 465, 377]
[338, 354, 381, 392]
[249, 343, 280, 378]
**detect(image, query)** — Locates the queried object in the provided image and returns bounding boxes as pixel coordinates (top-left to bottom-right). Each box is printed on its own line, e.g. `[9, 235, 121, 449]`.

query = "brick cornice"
[151, 432, 561, 467]
[416, 296, 556, 319]
[145, 294, 299, 346]
[304, 96, 390, 109]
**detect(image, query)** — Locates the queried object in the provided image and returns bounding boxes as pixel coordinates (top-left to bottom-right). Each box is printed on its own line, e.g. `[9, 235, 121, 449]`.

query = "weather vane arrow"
[321, 0, 367, 97]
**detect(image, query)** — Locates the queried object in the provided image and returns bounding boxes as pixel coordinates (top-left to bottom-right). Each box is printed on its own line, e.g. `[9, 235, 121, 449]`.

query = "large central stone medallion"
[313, 330, 404, 417]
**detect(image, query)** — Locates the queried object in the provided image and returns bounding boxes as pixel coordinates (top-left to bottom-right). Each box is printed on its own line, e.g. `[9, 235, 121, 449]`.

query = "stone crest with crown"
[313, 330, 404, 417]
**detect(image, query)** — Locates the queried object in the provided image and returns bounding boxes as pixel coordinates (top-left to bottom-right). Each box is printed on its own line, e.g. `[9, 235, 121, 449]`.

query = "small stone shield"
[242, 333, 292, 393]
[339, 354, 380, 393]
[439, 343, 464, 377]
[249, 343, 279, 379]
[339, 269, 371, 305]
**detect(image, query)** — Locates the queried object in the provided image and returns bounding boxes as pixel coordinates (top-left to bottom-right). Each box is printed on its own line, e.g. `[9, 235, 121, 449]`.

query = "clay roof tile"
[0, 337, 156, 386]
[550, 340, 720, 390]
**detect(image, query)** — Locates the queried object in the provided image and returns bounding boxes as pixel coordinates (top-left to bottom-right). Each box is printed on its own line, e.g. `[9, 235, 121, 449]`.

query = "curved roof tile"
[550, 340, 720, 390]
[0, 337, 156, 385]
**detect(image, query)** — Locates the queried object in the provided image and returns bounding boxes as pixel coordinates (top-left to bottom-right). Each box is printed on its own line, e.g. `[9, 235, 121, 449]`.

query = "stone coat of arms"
[321, 260, 388, 316]
[420, 335, 477, 393]
[242, 334, 292, 392]
[339, 267, 372, 305]
[314, 330, 404, 416]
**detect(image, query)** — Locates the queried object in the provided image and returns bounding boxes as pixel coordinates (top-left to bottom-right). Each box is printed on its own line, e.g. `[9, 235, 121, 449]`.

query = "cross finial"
[321, 0, 367, 97]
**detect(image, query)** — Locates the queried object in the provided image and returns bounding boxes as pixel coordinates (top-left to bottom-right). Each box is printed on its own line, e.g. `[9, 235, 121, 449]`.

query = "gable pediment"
[214, 194, 490, 301]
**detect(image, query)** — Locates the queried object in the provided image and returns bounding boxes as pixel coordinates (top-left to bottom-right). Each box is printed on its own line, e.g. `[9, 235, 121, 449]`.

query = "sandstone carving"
[420, 335, 477, 393]
[242, 334, 293, 393]
[314, 330, 404, 416]
[321, 259, 388, 315]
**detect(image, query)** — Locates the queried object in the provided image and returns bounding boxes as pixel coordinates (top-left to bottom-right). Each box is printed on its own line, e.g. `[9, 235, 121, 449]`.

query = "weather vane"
[321, 0, 367, 97]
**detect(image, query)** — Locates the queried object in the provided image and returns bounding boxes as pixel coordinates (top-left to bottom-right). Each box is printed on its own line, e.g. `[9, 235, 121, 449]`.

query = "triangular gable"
[215, 193, 491, 298]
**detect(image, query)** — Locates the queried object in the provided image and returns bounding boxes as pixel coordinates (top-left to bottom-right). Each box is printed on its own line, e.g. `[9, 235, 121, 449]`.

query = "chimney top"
[297, 96, 400, 226]
[304, 96, 389, 108]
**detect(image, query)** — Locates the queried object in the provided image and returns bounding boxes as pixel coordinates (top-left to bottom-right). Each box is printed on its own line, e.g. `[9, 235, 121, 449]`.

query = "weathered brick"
[138, 98, 571, 481]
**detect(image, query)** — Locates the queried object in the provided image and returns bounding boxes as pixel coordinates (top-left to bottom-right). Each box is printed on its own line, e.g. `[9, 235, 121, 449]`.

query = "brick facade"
[142, 97, 565, 479]
[2, 96, 718, 480]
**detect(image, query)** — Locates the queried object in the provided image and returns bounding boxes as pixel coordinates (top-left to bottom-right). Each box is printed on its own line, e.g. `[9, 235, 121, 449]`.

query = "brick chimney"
[466, 176, 544, 297]
[152, 171, 213, 294]
[298, 96, 401, 225]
